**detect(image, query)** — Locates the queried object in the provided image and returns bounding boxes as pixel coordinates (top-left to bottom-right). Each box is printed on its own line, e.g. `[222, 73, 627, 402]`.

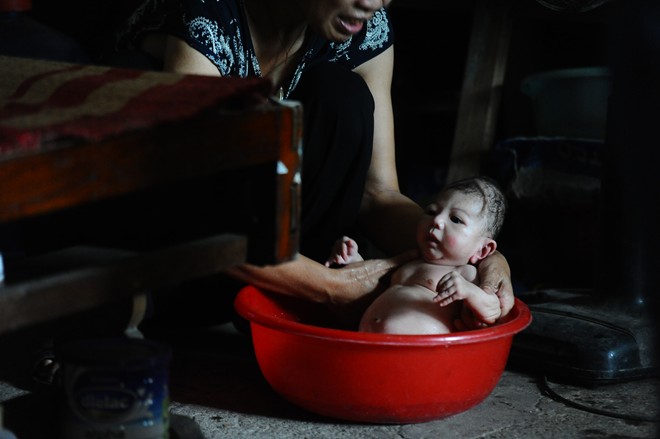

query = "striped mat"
[0, 55, 272, 154]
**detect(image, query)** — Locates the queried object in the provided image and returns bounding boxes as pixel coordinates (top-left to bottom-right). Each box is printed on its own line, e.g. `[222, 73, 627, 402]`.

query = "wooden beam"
[448, 0, 512, 182]
[0, 234, 247, 335]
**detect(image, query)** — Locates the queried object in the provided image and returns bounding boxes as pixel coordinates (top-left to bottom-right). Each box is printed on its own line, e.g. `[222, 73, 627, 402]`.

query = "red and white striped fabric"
[0, 55, 272, 154]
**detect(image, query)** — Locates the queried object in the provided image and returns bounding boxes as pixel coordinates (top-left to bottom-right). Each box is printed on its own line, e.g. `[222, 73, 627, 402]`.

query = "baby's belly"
[359, 285, 459, 335]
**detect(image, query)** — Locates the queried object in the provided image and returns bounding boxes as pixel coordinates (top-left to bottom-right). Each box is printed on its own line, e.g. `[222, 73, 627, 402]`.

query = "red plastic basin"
[234, 286, 532, 424]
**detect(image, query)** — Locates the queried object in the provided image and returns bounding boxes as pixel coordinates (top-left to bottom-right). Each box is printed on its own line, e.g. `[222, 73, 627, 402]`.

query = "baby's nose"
[430, 218, 444, 233]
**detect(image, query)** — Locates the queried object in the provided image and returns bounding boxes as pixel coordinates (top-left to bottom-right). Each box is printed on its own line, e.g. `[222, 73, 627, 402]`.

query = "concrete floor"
[1, 322, 658, 439]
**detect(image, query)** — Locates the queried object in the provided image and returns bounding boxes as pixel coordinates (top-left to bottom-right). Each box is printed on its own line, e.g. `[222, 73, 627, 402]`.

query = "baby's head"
[441, 176, 507, 240]
[417, 176, 507, 266]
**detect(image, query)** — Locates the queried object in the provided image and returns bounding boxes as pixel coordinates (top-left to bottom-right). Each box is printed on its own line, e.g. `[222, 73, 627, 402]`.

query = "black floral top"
[116, 0, 394, 98]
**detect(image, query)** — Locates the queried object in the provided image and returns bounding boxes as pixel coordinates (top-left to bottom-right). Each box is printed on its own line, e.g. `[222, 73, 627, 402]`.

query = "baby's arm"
[325, 236, 364, 267]
[432, 270, 501, 326]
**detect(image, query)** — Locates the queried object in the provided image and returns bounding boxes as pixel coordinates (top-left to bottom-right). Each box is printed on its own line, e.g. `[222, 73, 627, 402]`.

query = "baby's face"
[416, 190, 489, 266]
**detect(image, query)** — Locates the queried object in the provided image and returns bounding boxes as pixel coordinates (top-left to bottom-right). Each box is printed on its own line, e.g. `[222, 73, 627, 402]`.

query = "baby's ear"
[469, 239, 497, 264]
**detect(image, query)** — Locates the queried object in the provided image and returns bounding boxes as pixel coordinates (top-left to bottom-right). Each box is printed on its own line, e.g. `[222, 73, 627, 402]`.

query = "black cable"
[537, 375, 660, 423]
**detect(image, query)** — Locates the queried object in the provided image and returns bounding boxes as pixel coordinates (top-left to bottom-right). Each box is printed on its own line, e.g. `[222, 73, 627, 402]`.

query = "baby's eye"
[450, 215, 464, 224]
[425, 207, 437, 216]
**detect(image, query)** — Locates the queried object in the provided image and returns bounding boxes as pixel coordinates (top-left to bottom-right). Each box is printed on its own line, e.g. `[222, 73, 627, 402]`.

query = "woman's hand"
[476, 250, 514, 318]
[321, 248, 419, 326]
[224, 249, 418, 325]
[329, 250, 418, 303]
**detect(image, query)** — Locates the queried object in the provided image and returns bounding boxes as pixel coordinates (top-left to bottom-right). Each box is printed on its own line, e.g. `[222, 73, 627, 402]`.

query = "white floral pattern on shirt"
[115, 0, 393, 99]
[329, 10, 390, 64]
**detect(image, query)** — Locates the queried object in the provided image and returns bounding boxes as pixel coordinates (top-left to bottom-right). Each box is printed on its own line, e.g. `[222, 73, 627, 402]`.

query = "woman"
[113, 0, 514, 320]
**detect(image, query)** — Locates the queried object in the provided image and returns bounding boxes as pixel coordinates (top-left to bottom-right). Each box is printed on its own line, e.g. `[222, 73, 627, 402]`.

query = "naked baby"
[326, 176, 507, 334]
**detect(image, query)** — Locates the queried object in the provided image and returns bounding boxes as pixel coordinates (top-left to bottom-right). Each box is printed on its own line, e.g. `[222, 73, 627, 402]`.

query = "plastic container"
[59, 338, 172, 439]
[521, 67, 611, 140]
[234, 286, 532, 424]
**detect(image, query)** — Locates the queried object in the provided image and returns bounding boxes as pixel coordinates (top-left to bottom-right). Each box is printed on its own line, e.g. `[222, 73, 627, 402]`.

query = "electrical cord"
[537, 375, 660, 423]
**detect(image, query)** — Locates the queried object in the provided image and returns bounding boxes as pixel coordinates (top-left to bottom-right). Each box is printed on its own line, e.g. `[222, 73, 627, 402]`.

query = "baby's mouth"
[424, 237, 441, 252]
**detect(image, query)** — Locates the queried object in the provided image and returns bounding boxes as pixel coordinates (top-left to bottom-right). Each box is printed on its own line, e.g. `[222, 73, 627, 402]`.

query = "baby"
[326, 176, 507, 334]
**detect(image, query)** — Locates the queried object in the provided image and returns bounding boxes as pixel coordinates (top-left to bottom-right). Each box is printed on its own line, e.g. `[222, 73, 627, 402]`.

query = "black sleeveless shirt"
[116, 0, 394, 99]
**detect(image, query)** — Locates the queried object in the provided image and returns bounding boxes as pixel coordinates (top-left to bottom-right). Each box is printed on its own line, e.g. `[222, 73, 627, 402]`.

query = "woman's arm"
[354, 46, 425, 255]
[225, 251, 416, 307]
[225, 251, 418, 326]
[225, 251, 418, 325]
[163, 35, 222, 76]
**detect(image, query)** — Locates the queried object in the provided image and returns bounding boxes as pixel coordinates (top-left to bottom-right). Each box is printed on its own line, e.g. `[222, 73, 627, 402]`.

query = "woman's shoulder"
[457, 264, 478, 282]
[168, 0, 253, 76]
[115, 0, 247, 50]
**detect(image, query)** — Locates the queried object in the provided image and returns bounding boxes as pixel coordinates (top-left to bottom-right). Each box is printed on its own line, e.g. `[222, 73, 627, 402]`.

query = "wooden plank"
[0, 234, 247, 335]
[273, 100, 302, 263]
[0, 103, 298, 223]
[0, 100, 302, 265]
[447, 0, 512, 182]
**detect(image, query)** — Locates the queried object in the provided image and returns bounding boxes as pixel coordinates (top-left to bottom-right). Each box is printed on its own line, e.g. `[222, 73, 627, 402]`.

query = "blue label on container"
[62, 364, 169, 439]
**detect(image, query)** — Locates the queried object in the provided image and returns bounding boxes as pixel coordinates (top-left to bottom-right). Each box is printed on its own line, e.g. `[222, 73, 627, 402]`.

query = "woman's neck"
[245, 0, 305, 42]
[244, 0, 307, 89]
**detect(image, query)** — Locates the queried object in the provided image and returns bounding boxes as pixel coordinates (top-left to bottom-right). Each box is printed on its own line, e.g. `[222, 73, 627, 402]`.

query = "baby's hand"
[325, 236, 364, 267]
[435, 271, 501, 328]
[433, 271, 471, 306]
